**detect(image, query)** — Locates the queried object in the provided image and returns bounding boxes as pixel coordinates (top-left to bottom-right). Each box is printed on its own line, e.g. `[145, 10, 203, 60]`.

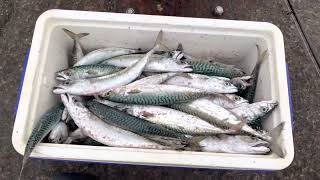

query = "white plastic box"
[12, 9, 294, 170]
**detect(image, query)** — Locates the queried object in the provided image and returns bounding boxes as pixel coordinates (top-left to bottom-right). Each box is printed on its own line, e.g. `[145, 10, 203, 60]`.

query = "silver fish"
[164, 73, 238, 93]
[56, 64, 121, 81]
[74, 47, 142, 66]
[61, 94, 168, 149]
[199, 135, 270, 154]
[102, 84, 211, 105]
[195, 94, 248, 109]
[230, 100, 278, 123]
[19, 104, 64, 180]
[53, 31, 163, 96]
[103, 54, 192, 72]
[170, 98, 272, 141]
[64, 128, 87, 144]
[128, 72, 178, 86]
[230, 76, 252, 90]
[98, 100, 232, 135]
[63, 28, 89, 66]
[48, 121, 69, 143]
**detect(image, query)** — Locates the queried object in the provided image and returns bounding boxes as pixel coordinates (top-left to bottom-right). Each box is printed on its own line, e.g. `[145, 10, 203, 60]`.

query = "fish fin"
[19, 151, 31, 180]
[61, 107, 68, 121]
[153, 30, 169, 52]
[144, 135, 187, 150]
[178, 73, 193, 79]
[229, 121, 246, 133]
[251, 45, 268, 76]
[268, 122, 286, 158]
[176, 43, 183, 51]
[141, 111, 155, 118]
[86, 69, 98, 75]
[127, 89, 142, 94]
[62, 28, 89, 40]
[183, 136, 207, 151]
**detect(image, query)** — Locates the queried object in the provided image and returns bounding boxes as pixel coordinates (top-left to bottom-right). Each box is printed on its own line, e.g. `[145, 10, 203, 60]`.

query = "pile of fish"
[20, 29, 285, 177]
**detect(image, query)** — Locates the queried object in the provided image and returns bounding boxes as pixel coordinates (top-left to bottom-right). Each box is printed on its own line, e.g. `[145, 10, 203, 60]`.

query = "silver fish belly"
[61, 94, 167, 149]
[48, 121, 69, 143]
[164, 73, 238, 93]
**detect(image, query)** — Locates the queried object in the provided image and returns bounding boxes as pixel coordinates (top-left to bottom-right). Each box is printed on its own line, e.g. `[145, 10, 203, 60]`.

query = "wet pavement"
[0, 0, 319, 179]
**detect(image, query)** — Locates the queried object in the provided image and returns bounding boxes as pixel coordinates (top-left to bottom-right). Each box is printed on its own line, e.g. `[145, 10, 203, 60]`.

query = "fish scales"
[87, 100, 184, 139]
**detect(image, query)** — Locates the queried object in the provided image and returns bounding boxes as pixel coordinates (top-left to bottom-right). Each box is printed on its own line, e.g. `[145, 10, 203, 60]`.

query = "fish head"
[230, 76, 252, 90]
[56, 69, 77, 81]
[252, 100, 278, 116]
[168, 58, 193, 72]
[48, 122, 69, 143]
[53, 80, 75, 94]
[224, 94, 249, 106]
[61, 94, 85, 110]
[212, 79, 238, 93]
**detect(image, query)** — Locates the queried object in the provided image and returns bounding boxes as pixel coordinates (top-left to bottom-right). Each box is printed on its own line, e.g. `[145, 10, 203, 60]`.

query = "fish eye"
[224, 82, 231, 86]
[260, 106, 268, 112]
[72, 97, 78, 103]
[234, 96, 240, 101]
[64, 81, 71, 85]
[65, 71, 71, 76]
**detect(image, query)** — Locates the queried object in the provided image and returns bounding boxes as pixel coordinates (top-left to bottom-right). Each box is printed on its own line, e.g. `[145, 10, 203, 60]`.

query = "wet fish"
[63, 28, 89, 66]
[195, 94, 248, 109]
[171, 44, 244, 78]
[230, 76, 252, 91]
[128, 72, 178, 86]
[61, 94, 168, 149]
[19, 104, 64, 179]
[64, 128, 87, 144]
[103, 54, 192, 72]
[56, 64, 121, 81]
[230, 100, 278, 123]
[53, 31, 163, 96]
[199, 135, 270, 154]
[102, 84, 211, 105]
[98, 100, 232, 135]
[164, 73, 238, 93]
[186, 61, 245, 79]
[48, 121, 69, 143]
[170, 98, 272, 141]
[74, 48, 142, 66]
[243, 46, 268, 103]
[87, 100, 186, 138]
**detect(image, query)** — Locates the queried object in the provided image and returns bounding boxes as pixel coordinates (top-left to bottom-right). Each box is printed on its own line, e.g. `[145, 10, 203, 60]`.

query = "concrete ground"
[1, 0, 320, 179]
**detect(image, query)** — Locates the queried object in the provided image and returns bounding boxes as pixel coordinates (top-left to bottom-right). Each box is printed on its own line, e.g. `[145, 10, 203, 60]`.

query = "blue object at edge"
[15, 51, 295, 170]
[14, 49, 30, 115]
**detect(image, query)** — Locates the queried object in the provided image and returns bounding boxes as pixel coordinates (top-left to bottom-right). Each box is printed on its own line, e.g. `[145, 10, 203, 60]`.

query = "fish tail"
[62, 28, 89, 41]
[268, 122, 286, 158]
[245, 45, 268, 103]
[153, 30, 170, 52]
[18, 156, 28, 180]
[183, 136, 207, 151]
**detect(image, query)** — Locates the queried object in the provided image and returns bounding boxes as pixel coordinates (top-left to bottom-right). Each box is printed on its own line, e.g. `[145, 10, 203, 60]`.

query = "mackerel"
[102, 84, 211, 105]
[53, 31, 163, 96]
[75, 47, 141, 66]
[164, 73, 238, 93]
[56, 64, 121, 81]
[61, 94, 168, 149]
[103, 54, 192, 72]
[19, 104, 64, 179]
[87, 100, 185, 138]
[63, 28, 89, 66]
[98, 100, 232, 135]
[170, 98, 273, 141]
